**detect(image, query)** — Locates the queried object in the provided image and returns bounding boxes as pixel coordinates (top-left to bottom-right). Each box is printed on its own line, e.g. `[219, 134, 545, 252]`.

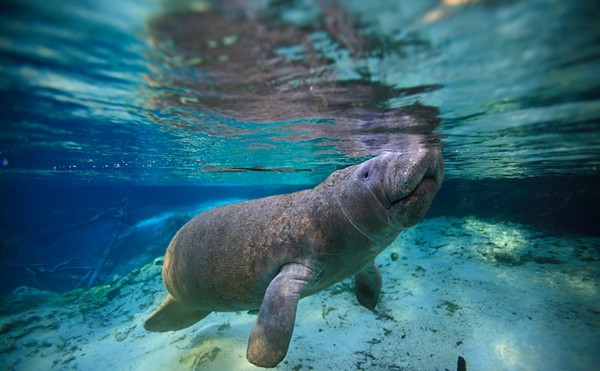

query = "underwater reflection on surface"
[146, 2, 443, 180]
[0, 0, 598, 184]
[143, 0, 600, 182]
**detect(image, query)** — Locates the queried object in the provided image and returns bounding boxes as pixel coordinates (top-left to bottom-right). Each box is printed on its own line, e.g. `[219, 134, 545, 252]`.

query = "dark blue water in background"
[1, 0, 599, 296]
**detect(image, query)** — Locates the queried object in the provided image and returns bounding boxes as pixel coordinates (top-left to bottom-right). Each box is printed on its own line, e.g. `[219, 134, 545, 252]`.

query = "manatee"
[144, 148, 444, 368]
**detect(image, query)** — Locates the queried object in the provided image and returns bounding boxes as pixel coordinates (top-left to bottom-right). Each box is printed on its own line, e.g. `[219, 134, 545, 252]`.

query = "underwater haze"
[1, 0, 599, 370]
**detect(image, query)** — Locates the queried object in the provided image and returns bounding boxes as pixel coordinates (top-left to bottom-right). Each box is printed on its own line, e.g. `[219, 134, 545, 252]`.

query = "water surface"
[1, 0, 598, 185]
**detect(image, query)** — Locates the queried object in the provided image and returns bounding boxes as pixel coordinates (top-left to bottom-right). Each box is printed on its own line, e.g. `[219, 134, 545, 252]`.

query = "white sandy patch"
[1, 217, 598, 370]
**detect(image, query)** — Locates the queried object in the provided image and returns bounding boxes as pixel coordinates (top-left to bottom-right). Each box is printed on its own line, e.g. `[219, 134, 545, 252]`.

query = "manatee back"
[162, 192, 320, 311]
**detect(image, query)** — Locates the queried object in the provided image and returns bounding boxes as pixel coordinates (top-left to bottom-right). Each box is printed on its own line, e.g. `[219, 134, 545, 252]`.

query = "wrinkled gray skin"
[144, 148, 444, 368]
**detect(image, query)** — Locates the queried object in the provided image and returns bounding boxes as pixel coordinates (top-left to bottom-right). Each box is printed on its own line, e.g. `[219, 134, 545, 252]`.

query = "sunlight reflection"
[462, 217, 529, 263]
[542, 270, 599, 299]
[424, 0, 480, 23]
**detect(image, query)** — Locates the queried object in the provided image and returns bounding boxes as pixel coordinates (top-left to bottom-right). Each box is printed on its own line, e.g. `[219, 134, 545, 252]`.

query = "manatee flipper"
[144, 294, 210, 332]
[354, 263, 382, 310]
[247, 263, 315, 368]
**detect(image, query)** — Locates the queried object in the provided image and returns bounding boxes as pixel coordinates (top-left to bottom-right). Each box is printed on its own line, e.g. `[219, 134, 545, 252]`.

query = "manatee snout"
[363, 148, 443, 202]
[390, 148, 443, 199]
[386, 148, 444, 227]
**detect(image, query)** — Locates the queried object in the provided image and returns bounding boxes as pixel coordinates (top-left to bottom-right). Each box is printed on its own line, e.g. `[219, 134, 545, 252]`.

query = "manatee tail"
[144, 294, 210, 332]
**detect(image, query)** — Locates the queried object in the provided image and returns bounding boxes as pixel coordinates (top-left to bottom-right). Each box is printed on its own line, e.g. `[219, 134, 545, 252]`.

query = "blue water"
[1, 0, 599, 284]
[0, 0, 599, 368]
[1, 0, 598, 185]
[1, 0, 599, 291]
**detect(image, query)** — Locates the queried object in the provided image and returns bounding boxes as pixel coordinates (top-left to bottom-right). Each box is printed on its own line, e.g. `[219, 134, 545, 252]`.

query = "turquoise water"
[1, 0, 598, 185]
[1, 0, 599, 315]
[0, 1, 599, 370]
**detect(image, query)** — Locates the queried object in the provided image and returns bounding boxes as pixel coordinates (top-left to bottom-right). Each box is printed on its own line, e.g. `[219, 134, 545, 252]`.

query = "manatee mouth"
[389, 176, 437, 207]
[401, 177, 437, 203]
[387, 158, 442, 208]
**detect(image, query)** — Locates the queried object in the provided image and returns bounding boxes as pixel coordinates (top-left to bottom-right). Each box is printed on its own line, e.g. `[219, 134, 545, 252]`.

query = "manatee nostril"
[363, 171, 369, 179]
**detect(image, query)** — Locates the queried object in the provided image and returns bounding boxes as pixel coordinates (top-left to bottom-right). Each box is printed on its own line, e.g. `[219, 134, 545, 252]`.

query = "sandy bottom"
[1, 216, 599, 370]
